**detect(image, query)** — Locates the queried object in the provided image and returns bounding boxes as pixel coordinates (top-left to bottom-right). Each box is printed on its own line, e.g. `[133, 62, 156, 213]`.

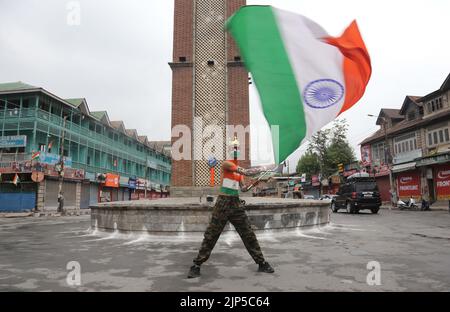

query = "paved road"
[0, 210, 449, 292]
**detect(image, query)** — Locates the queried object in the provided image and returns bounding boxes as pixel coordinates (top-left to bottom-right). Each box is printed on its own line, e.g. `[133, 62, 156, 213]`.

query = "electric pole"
[57, 115, 67, 214]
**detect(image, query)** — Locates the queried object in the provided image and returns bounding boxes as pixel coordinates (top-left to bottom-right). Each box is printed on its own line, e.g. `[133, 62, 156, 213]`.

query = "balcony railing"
[0, 153, 30, 163]
[1, 108, 171, 167]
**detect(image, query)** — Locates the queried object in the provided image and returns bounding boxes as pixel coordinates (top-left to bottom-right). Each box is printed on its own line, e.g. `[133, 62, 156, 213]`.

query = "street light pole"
[368, 114, 396, 209]
[383, 119, 396, 210]
[57, 115, 67, 214]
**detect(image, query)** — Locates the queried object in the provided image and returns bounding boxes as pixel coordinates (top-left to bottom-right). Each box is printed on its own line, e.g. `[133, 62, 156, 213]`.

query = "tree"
[307, 128, 330, 166]
[296, 151, 321, 180]
[324, 142, 355, 177]
[296, 119, 356, 178]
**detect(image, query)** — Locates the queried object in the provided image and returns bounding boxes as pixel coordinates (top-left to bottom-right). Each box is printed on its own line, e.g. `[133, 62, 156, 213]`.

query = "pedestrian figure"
[188, 141, 274, 279]
[57, 192, 65, 214]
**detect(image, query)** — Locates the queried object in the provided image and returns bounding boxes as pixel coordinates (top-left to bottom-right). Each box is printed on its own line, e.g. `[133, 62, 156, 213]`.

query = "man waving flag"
[226, 6, 372, 164]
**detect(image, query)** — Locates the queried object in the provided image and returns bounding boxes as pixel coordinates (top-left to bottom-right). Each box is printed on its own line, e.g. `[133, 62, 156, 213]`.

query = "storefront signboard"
[40, 152, 72, 168]
[105, 173, 120, 188]
[361, 145, 372, 167]
[435, 165, 450, 200]
[0, 135, 27, 148]
[397, 172, 421, 198]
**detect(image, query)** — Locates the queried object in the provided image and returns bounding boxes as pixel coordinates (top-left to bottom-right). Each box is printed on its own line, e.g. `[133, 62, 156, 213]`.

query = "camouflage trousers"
[193, 195, 265, 266]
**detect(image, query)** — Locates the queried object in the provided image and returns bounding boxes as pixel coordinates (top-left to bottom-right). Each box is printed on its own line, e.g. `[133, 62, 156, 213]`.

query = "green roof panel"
[65, 98, 85, 107]
[90, 111, 107, 121]
[0, 81, 38, 92]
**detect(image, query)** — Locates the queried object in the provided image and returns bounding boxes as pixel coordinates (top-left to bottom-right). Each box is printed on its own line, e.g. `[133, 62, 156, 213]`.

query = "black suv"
[331, 175, 381, 214]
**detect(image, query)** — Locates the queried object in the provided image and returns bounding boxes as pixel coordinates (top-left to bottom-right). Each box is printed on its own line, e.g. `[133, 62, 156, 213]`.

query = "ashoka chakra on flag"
[303, 79, 345, 109]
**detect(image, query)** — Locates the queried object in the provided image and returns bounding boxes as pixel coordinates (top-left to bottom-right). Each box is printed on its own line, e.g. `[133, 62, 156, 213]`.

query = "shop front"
[321, 175, 341, 195]
[127, 176, 137, 200]
[99, 173, 120, 203]
[372, 165, 392, 203]
[434, 164, 450, 201]
[396, 171, 421, 201]
[119, 176, 133, 201]
[417, 152, 450, 203]
[0, 172, 36, 212]
[43, 165, 86, 210]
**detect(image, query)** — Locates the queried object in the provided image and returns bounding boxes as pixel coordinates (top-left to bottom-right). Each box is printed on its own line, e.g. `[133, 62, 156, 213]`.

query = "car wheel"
[346, 202, 354, 214]
[331, 202, 338, 213]
[371, 208, 380, 214]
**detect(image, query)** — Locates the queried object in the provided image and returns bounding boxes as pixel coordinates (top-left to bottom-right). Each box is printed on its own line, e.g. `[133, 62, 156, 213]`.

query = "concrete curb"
[381, 206, 449, 212]
[0, 213, 33, 218]
[0, 209, 91, 218]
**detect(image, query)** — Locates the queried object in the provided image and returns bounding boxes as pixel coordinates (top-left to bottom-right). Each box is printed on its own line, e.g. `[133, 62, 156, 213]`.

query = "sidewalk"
[381, 204, 449, 211]
[0, 209, 91, 218]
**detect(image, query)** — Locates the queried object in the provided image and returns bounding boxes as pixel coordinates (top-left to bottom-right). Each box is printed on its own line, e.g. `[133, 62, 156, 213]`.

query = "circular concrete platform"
[90, 197, 331, 233]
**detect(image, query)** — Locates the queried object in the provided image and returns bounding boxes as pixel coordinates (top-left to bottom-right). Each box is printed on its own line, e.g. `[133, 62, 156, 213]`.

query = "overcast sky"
[1, 0, 449, 169]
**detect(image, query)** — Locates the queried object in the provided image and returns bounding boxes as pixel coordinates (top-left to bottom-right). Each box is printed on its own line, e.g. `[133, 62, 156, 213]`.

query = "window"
[51, 104, 61, 117]
[22, 99, 30, 109]
[72, 114, 81, 124]
[428, 97, 444, 113]
[394, 132, 418, 155]
[371, 142, 386, 164]
[407, 111, 415, 121]
[428, 125, 450, 146]
[39, 100, 50, 112]
[6, 99, 20, 110]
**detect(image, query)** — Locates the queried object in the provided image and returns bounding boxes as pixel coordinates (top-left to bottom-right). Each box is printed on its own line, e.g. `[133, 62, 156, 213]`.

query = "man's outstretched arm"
[222, 161, 262, 177]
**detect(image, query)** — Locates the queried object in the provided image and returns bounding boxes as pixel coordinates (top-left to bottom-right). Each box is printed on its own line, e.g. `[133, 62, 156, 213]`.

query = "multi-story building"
[0, 82, 171, 212]
[360, 73, 450, 204]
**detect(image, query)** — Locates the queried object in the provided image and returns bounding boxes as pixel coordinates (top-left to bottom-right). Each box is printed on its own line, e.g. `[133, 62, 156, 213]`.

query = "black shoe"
[258, 262, 275, 274]
[187, 265, 201, 279]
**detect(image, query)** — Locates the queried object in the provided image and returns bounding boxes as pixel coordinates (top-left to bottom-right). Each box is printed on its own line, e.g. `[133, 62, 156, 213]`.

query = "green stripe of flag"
[226, 6, 306, 164]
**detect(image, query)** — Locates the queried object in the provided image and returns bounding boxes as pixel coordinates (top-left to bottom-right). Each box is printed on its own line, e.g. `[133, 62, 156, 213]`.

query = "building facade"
[360, 73, 450, 204]
[170, 0, 250, 190]
[0, 82, 171, 212]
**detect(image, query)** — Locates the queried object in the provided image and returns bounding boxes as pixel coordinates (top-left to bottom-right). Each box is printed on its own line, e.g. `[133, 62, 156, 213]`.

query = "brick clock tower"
[170, 0, 250, 193]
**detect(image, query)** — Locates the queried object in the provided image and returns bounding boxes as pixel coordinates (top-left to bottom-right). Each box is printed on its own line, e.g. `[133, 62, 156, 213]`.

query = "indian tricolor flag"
[12, 174, 20, 186]
[226, 6, 372, 163]
[31, 151, 41, 161]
